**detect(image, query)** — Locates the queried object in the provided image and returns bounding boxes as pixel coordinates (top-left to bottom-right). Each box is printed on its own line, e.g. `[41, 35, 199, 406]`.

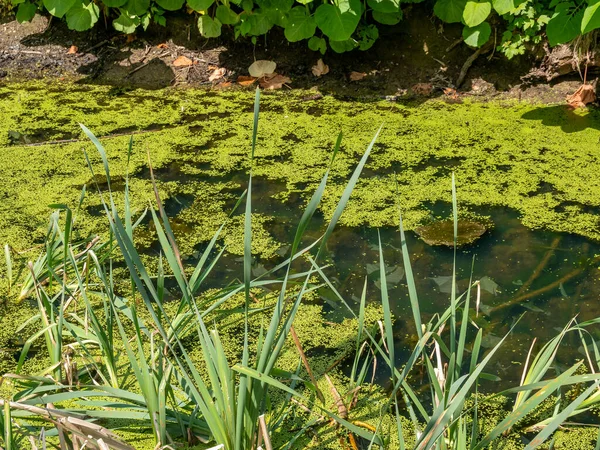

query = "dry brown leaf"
[208, 67, 227, 82]
[126, 34, 136, 43]
[215, 81, 232, 90]
[259, 73, 291, 90]
[173, 55, 193, 68]
[411, 83, 433, 96]
[208, 64, 219, 71]
[311, 59, 329, 77]
[249, 60, 276, 78]
[566, 84, 596, 108]
[349, 71, 366, 81]
[67, 45, 78, 54]
[443, 87, 458, 97]
[237, 75, 257, 86]
[157, 43, 168, 49]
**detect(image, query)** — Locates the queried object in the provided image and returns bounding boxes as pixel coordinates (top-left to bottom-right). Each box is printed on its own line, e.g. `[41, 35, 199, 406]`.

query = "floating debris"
[415, 219, 487, 247]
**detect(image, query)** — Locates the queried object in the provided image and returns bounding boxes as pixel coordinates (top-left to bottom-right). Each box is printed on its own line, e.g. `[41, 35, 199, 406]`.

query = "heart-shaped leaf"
[16, 1, 36, 22]
[434, 0, 467, 23]
[187, 0, 213, 11]
[462, 22, 491, 47]
[198, 15, 222, 38]
[582, 0, 600, 34]
[492, 0, 514, 15]
[315, 0, 362, 41]
[367, 0, 400, 13]
[66, 1, 100, 31]
[284, 6, 317, 42]
[43, 0, 75, 18]
[216, 4, 239, 24]
[155, 0, 184, 11]
[463, 0, 491, 27]
[372, 10, 402, 24]
[123, 0, 149, 16]
[113, 11, 139, 33]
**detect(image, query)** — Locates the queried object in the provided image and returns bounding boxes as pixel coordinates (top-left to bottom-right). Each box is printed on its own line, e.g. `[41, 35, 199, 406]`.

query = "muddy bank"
[0, 6, 590, 102]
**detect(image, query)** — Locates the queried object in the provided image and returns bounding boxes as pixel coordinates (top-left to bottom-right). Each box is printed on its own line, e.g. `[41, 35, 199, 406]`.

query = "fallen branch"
[456, 43, 492, 88]
[514, 237, 561, 298]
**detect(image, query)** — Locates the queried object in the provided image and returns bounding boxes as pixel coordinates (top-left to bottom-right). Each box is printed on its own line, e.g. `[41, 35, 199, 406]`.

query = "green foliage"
[498, 0, 550, 58]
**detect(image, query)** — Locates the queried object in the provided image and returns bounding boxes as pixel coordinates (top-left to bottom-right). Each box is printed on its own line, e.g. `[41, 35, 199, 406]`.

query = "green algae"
[3, 81, 600, 268]
[3, 81, 600, 448]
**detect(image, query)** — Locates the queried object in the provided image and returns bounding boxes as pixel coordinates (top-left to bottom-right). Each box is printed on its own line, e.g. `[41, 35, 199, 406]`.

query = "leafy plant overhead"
[9, 0, 600, 57]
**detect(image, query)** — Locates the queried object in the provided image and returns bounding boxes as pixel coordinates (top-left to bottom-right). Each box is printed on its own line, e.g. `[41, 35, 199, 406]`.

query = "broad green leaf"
[492, 0, 514, 15]
[582, 0, 600, 34]
[315, 0, 362, 41]
[66, 1, 100, 31]
[187, 0, 213, 11]
[284, 6, 317, 42]
[246, 12, 273, 35]
[546, 4, 583, 46]
[102, 0, 127, 8]
[368, 0, 400, 13]
[372, 10, 402, 24]
[308, 35, 327, 53]
[155, 0, 184, 11]
[124, 0, 149, 15]
[434, 0, 467, 23]
[16, 1, 36, 22]
[43, 0, 75, 18]
[463, 0, 491, 26]
[462, 21, 491, 46]
[198, 14, 222, 37]
[113, 11, 139, 33]
[216, 4, 239, 24]
[329, 37, 358, 52]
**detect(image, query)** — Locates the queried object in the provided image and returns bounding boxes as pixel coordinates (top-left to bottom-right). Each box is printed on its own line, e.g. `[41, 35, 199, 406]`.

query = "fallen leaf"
[157, 43, 168, 49]
[215, 81, 232, 90]
[237, 75, 257, 86]
[349, 71, 366, 81]
[411, 83, 433, 96]
[443, 87, 459, 99]
[67, 45, 78, 54]
[249, 60, 276, 78]
[126, 34, 136, 43]
[208, 64, 219, 71]
[566, 84, 596, 108]
[173, 55, 193, 67]
[259, 73, 291, 90]
[311, 59, 329, 77]
[208, 67, 227, 82]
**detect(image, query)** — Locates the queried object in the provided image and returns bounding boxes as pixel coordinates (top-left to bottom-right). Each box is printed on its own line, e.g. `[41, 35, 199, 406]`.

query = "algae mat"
[1, 82, 600, 260]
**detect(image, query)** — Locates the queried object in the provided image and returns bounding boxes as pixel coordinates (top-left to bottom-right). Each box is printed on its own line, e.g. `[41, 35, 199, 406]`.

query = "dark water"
[158, 173, 600, 388]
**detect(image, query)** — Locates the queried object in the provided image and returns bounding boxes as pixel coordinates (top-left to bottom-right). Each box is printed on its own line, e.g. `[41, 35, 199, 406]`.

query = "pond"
[2, 80, 600, 393]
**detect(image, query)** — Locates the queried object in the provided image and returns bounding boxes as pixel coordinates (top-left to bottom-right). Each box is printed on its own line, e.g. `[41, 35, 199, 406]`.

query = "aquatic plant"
[3, 90, 600, 450]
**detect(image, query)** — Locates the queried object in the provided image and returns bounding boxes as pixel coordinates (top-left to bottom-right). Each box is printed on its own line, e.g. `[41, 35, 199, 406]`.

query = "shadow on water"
[521, 104, 600, 133]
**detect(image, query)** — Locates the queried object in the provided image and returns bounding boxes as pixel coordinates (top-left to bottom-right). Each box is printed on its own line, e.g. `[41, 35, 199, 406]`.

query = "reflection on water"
[158, 173, 600, 388]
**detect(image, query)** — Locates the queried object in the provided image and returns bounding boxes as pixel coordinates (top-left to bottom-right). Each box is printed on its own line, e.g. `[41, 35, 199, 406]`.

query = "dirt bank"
[0, 5, 589, 102]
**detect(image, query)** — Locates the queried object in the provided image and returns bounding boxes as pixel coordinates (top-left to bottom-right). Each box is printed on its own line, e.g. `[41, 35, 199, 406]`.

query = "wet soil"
[0, 5, 588, 102]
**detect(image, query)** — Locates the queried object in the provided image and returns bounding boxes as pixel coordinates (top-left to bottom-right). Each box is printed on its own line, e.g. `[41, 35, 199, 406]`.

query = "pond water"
[154, 170, 600, 389]
[3, 83, 600, 391]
